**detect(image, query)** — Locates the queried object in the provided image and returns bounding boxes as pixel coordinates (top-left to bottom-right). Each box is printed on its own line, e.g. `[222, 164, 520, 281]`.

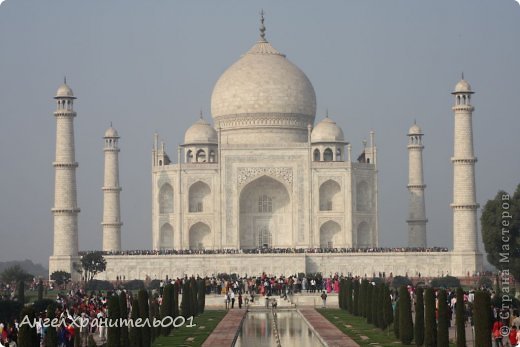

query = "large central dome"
[210, 27, 317, 144]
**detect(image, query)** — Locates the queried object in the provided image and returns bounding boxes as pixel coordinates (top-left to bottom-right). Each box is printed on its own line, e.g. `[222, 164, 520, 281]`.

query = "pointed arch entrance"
[239, 176, 291, 249]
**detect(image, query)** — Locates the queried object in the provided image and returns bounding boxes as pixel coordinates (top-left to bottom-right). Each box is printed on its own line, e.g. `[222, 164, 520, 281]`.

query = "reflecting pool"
[234, 310, 324, 347]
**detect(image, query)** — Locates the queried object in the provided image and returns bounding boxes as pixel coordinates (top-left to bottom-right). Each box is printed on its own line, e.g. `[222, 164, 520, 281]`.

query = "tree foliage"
[1, 264, 33, 283]
[129, 298, 141, 347]
[398, 285, 413, 345]
[119, 291, 129, 347]
[50, 270, 71, 286]
[138, 289, 151, 347]
[80, 252, 107, 281]
[474, 291, 492, 347]
[161, 283, 173, 336]
[107, 295, 121, 347]
[383, 284, 394, 329]
[430, 275, 461, 288]
[414, 287, 424, 346]
[18, 306, 38, 347]
[481, 184, 520, 280]
[424, 287, 437, 347]
[44, 303, 58, 347]
[455, 287, 466, 347]
[197, 278, 206, 314]
[436, 289, 449, 347]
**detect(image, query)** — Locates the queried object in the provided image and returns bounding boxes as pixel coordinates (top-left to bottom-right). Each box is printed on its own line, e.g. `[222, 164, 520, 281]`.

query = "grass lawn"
[318, 309, 458, 347]
[152, 310, 227, 347]
[317, 309, 409, 347]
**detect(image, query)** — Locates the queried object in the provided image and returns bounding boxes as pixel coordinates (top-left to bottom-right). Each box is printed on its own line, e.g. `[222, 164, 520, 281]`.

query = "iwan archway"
[239, 176, 291, 249]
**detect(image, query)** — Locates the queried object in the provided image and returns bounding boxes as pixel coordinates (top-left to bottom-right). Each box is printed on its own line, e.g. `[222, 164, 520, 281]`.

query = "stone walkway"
[201, 309, 246, 347]
[299, 309, 360, 347]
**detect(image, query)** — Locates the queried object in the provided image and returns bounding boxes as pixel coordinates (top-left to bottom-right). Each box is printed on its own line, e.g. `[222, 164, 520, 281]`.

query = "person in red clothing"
[508, 326, 518, 347]
[492, 318, 504, 347]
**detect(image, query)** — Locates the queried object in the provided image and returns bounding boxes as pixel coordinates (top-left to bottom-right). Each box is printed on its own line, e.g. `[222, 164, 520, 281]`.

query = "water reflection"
[234, 310, 324, 347]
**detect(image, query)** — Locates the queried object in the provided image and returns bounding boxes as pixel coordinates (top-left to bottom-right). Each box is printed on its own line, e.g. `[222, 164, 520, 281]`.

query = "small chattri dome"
[454, 79, 472, 93]
[55, 83, 75, 98]
[104, 126, 119, 138]
[184, 118, 217, 145]
[311, 117, 345, 143]
[408, 123, 422, 135]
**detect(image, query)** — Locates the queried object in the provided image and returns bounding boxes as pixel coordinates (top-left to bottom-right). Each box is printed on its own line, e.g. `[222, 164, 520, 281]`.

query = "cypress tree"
[357, 279, 364, 316]
[198, 278, 206, 314]
[181, 279, 191, 318]
[394, 298, 400, 339]
[383, 284, 393, 329]
[455, 287, 466, 347]
[346, 278, 353, 314]
[17, 280, 25, 304]
[437, 289, 449, 347]
[173, 282, 180, 318]
[424, 288, 437, 347]
[414, 287, 425, 347]
[353, 279, 360, 316]
[107, 294, 121, 347]
[44, 303, 58, 347]
[190, 277, 198, 317]
[338, 279, 344, 309]
[160, 284, 173, 336]
[119, 291, 130, 347]
[360, 279, 368, 317]
[37, 279, 44, 301]
[74, 327, 81, 347]
[18, 306, 38, 347]
[149, 299, 160, 342]
[377, 283, 386, 329]
[474, 291, 492, 347]
[138, 289, 151, 347]
[366, 283, 373, 324]
[372, 283, 379, 327]
[129, 298, 141, 347]
[399, 285, 414, 345]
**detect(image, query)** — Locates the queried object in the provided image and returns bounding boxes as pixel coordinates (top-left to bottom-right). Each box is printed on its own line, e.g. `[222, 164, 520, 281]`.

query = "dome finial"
[259, 9, 266, 41]
[200, 109, 203, 120]
[325, 108, 329, 118]
[461, 72, 464, 80]
[64, 76, 67, 84]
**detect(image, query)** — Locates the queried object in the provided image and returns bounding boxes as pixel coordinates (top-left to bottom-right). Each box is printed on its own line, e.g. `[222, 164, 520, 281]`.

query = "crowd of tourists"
[80, 246, 449, 257]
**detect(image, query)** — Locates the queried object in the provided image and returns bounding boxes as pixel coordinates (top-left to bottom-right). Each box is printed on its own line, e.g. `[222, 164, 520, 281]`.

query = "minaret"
[49, 80, 80, 277]
[102, 125, 122, 252]
[407, 122, 427, 247]
[451, 77, 479, 252]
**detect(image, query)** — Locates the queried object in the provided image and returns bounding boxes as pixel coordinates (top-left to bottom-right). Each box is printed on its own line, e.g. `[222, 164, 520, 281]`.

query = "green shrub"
[455, 287, 466, 347]
[107, 295, 121, 347]
[391, 275, 412, 289]
[138, 289, 151, 347]
[129, 299, 141, 347]
[18, 306, 38, 347]
[85, 279, 114, 291]
[398, 285, 413, 345]
[44, 303, 58, 347]
[0, 300, 23, 323]
[414, 287, 424, 346]
[123, 279, 145, 290]
[474, 291, 492, 347]
[437, 289, 449, 346]
[424, 287, 437, 347]
[119, 291, 129, 347]
[32, 299, 55, 314]
[430, 275, 460, 288]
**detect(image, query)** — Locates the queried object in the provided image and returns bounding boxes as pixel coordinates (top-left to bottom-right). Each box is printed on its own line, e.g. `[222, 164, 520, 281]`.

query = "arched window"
[323, 148, 333, 162]
[313, 149, 320, 161]
[257, 226, 272, 248]
[209, 150, 216, 163]
[356, 181, 370, 211]
[186, 150, 193, 163]
[357, 222, 370, 248]
[196, 149, 206, 163]
[258, 195, 273, 213]
[319, 180, 341, 211]
[159, 184, 173, 213]
[189, 181, 211, 212]
[336, 148, 342, 161]
[160, 223, 174, 250]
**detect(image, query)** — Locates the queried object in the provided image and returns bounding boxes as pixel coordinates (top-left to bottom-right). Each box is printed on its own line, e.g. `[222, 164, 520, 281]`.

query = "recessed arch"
[313, 148, 320, 161]
[159, 183, 173, 213]
[323, 148, 333, 162]
[356, 180, 370, 211]
[160, 223, 174, 250]
[239, 175, 291, 249]
[186, 150, 193, 163]
[357, 221, 371, 248]
[196, 149, 206, 162]
[189, 181, 211, 212]
[319, 179, 342, 211]
[189, 222, 211, 250]
[320, 220, 341, 248]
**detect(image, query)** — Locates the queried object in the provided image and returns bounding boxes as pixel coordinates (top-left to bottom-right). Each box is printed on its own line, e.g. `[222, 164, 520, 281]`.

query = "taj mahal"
[49, 16, 483, 280]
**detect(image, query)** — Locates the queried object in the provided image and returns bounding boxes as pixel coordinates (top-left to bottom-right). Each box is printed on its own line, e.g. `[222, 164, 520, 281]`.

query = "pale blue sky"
[0, 0, 519, 266]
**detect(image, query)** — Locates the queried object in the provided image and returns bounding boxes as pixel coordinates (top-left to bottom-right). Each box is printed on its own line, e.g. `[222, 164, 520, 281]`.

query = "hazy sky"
[0, 0, 519, 267]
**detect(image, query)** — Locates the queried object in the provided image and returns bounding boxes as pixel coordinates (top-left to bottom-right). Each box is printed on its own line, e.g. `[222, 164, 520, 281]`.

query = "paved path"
[299, 309, 360, 347]
[201, 309, 246, 347]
